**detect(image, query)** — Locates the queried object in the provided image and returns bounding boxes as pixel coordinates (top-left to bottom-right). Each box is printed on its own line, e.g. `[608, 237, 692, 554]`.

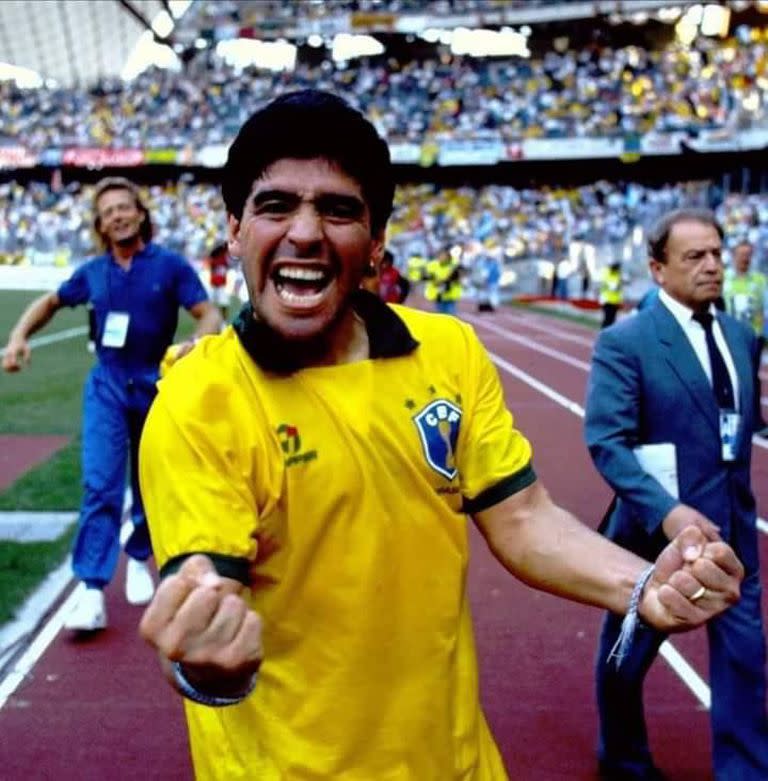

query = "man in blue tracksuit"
[2, 177, 222, 631]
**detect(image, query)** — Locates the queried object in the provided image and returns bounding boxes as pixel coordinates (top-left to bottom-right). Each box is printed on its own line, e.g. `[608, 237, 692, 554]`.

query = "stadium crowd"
[1, 177, 765, 281]
[2, 27, 767, 152]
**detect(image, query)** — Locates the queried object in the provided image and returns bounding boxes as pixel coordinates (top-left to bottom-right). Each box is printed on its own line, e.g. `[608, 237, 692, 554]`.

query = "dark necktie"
[692, 311, 735, 409]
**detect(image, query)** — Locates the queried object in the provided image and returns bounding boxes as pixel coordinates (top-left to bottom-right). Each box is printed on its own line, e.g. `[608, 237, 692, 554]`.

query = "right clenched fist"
[139, 554, 263, 692]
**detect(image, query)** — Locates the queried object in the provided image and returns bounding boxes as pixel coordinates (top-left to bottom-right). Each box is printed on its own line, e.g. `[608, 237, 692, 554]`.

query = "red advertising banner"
[0, 146, 37, 169]
[61, 148, 145, 167]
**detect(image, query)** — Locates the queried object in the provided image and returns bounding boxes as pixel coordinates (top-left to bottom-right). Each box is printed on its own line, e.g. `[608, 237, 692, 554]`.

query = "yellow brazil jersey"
[139, 291, 535, 781]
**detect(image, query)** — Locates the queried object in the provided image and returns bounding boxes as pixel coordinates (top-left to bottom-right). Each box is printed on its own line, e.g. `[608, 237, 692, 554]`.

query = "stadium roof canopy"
[0, 0, 189, 88]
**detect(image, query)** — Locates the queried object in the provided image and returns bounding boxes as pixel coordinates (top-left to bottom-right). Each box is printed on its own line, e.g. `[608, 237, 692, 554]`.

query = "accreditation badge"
[719, 410, 740, 462]
[732, 293, 753, 324]
[102, 311, 130, 348]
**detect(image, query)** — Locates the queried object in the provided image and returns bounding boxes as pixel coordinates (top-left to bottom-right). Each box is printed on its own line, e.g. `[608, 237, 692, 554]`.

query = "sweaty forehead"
[250, 158, 364, 197]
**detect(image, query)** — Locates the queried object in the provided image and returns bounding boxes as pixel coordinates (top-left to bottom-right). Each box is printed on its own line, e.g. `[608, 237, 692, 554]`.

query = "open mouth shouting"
[270, 263, 336, 311]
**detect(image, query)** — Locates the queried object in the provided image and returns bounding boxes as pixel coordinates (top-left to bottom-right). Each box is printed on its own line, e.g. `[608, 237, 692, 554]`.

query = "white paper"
[633, 443, 679, 498]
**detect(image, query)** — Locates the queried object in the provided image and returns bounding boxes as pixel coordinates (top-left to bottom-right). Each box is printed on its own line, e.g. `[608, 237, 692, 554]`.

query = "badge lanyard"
[101, 258, 131, 349]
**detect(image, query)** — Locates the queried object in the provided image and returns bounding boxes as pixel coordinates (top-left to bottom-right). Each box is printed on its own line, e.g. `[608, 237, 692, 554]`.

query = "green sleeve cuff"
[462, 463, 537, 514]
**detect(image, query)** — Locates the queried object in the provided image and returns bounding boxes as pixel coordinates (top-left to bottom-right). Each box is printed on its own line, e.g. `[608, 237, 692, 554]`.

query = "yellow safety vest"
[425, 259, 462, 302]
[406, 255, 427, 282]
[599, 267, 623, 306]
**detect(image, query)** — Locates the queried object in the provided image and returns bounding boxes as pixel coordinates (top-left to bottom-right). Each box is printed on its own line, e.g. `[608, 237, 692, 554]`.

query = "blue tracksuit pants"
[72, 364, 157, 588]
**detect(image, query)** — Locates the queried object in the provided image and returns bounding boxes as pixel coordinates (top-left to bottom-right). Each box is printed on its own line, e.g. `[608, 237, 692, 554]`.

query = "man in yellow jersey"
[138, 90, 743, 781]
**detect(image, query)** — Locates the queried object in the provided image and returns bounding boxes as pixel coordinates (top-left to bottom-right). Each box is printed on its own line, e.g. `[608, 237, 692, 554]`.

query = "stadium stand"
[2, 25, 768, 152]
[0, 0, 767, 298]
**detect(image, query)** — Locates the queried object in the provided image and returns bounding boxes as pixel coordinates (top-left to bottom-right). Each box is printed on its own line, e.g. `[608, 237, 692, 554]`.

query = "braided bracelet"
[608, 564, 655, 667]
[172, 661, 257, 707]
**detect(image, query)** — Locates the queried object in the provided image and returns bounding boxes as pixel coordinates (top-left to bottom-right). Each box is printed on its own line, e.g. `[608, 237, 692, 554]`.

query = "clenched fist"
[140, 554, 262, 698]
[640, 526, 743, 632]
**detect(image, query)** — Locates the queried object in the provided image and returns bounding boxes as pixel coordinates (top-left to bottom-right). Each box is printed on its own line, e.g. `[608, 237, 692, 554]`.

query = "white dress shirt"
[658, 288, 740, 410]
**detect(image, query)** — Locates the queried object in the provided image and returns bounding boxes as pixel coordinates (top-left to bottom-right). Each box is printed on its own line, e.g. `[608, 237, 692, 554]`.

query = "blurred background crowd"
[4, 176, 765, 299]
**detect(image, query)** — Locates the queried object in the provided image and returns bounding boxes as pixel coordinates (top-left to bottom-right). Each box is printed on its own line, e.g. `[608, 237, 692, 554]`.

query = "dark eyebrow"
[314, 193, 366, 214]
[250, 190, 300, 209]
[250, 189, 365, 214]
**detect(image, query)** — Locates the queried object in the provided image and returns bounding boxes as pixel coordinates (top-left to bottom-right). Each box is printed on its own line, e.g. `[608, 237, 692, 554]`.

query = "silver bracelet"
[171, 661, 257, 707]
[608, 563, 655, 667]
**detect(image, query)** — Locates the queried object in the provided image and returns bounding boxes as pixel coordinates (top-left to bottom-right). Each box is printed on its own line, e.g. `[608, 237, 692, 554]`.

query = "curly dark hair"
[221, 89, 394, 235]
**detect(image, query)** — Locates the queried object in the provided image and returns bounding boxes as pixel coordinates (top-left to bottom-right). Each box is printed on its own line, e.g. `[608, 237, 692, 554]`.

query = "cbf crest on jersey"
[414, 399, 462, 480]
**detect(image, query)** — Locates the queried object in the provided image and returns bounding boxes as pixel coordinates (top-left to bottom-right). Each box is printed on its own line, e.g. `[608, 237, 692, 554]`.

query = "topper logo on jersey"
[276, 423, 317, 467]
[276, 423, 301, 454]
[413, 399, 462, 480]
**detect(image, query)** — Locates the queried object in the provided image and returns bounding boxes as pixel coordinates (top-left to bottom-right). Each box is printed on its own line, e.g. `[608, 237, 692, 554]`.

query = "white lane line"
[0, 327, 87, 358]
[484, 345, 713, 708]
[496, 310, 597, 348]
[465, 314, 592, 371]
[0, 583, 83, 709]
[0, 491, 132, 710]
[656, 642, 711, 709]
[485, 351, 586, 417]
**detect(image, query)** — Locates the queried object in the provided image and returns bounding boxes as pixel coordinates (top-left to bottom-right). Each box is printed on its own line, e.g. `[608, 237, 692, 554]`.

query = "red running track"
[0, 305, 766, 780]
[0, 435, 69, 491]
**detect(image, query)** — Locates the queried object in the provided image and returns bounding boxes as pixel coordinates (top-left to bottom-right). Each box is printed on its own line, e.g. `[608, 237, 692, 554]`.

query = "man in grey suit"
[585, 208, 768, 780]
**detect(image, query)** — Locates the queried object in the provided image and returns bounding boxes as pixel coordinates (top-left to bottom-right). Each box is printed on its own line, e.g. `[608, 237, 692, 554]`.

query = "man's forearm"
[10, 293, 59, 340]
[479, 495, 645, 616]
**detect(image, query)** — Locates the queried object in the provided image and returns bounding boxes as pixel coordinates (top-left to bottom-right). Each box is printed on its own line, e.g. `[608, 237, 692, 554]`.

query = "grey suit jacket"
[584, 297, 760, 572]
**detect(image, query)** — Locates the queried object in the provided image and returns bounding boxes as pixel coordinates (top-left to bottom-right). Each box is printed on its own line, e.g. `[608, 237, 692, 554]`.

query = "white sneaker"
[125, 558, 155, 606]
[64, 588, 107, 631]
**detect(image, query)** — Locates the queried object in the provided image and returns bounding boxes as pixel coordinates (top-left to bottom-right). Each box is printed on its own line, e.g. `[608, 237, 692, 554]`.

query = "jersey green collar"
[233, 289, 419, 373]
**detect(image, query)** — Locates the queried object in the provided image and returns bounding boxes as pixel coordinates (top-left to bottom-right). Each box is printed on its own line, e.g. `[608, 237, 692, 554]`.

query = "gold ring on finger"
[689, 585, 707, 603]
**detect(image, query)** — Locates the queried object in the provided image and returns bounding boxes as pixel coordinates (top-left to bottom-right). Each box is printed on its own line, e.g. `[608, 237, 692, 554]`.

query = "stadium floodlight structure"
[0, 0, 191, 88]
[172, 0, 751, 42]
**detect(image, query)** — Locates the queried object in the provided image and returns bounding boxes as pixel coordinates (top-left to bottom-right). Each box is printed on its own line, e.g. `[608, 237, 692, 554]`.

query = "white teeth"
[277, 287, 325, 305]
[277, 267, 326, 281]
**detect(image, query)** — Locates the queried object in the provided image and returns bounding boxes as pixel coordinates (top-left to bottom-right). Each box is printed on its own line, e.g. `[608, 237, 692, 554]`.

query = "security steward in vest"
[406, 253, 427, 285]
[425, 248, 462, 315]
[599, 261, 624, 329]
